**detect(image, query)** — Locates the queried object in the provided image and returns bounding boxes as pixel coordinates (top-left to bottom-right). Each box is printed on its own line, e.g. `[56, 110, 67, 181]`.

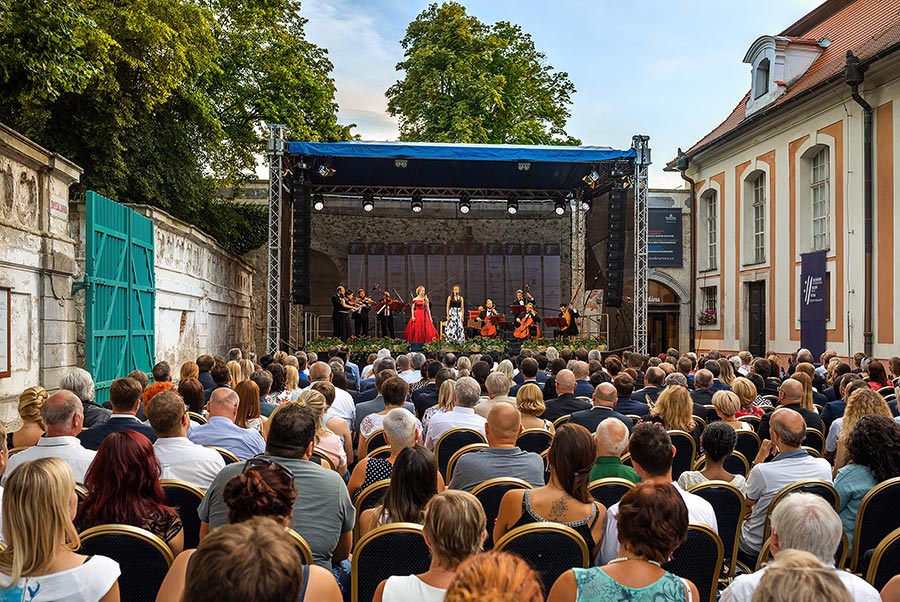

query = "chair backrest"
[691, 452, 750, 478]
[74, 483, 89, 504]
[552, 414, 572, 428]
[738, 415, 761, 432]
[762, 395, 779, 405]
[187, 411, 207, 424]
[668, 430, 697, 480]
[79, 524, 175, 602]
[802, 428, 826, 455]
[576, 396, 592, 402]
[286, 528, 314, 564]
[311, 450, 337, 471]
[734, 429, 760, 461]
[663, 524, 724, 602]
[704, 405, 719, 424]
[446, 443, 488, 483]
[851, 476, 900, 572]
[351, 523, 431, 602]
[435, 428, 487, 478]
[362, 429, 387, 456]
[160, 479, 205, 550]
[353, 479, 391, 543]
[620, 452, 632, 467]
[366, 445, 392, 460]
[588, 477, 635, 508]
[494, 523, 589, 593]
[763, 480, 839, 544]
[205, 446, 239, 465]
[688, 480, 745, 580]
[516, 428, 554, 455]
[866, 525, 900, 590]
[471, 478, 533, 549]
[692, 415, 708, 430]
[626, 415, 642, 426]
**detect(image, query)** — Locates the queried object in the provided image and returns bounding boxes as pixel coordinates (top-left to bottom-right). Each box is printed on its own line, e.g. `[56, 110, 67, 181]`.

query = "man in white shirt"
[147, 389, 225, 489]
[738, 408, 833, 564]
[425, 377, 487, 450]
[722, 493, 879, 602]
[397, 354, 421, 385]
[301, 361, 356, 428]
[3, 390, 96, 485]
[597, 422, 717, 565]
[474, 373, 516, 419]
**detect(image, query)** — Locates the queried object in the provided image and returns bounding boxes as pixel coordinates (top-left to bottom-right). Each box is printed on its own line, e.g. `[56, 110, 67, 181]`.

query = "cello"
[513, 314, 533, 340]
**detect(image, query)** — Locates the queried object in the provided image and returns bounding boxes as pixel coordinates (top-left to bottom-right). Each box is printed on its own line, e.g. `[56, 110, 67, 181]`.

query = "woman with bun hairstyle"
[11, 386, 47, 448]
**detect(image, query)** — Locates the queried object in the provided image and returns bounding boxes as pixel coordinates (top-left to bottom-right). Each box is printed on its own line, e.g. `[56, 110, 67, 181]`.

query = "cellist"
[514, 302, 541, 339]
[477, 299, 500, 337]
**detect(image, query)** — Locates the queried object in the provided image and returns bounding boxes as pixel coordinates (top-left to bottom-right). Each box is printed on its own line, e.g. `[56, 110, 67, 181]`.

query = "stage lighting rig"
[411, 192, 423, 213]
[581, 169, 600, 188]
[459, 194, 471, 214]
[507, 198, 519, 215]
[313, 194, 324, 211]
[317, 163, 336, 178]
[554, 198, 566, 215]
[362, 193, 374, 212]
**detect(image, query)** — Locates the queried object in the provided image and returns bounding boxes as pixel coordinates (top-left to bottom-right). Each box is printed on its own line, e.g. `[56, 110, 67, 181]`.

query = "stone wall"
[0, 123, 81, 418]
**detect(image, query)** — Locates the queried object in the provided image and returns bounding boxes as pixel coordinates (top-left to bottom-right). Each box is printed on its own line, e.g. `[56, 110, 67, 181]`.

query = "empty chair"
[866, 525, 900, 591]
[494, 523, 589, 593]
[851, 476, 900, 572]
[160, 479, 205, 550]
[80, 524, 174, 602]
[351, 523, 431, 602]
[668, 430, 697, 480]
[663, 524, 724, 602]
[434, 428, 486, 479]
[688, 481, 745, 581]
[588, 477, 635, 509]
[472, 478, 533, 550]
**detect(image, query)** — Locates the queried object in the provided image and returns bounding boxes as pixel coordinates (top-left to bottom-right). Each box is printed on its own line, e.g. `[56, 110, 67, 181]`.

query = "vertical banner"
[524, 243, 543, 311]
[348, 242, 366, 292]
[485, 243, 505, 310]
[387, 243, 406, 300]
[800, 250, 827, 359]
[505, 243, 523, 311]
[366, 243, 385, 295]
[648, 208, 684, 267]
[426, 243, 446, 307]
[543, 243, 561, 312]
[466, 242, 485, 311]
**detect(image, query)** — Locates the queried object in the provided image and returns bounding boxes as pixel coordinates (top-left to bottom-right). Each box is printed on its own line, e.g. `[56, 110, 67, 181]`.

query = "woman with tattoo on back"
[493, 423, 606, 558]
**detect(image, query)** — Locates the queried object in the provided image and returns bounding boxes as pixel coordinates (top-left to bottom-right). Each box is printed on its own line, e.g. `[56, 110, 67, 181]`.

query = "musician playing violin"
[514, 302, 541, 339]
[558, 303, 580, 337]
[352, 288, 374, 337]
[375, 291, 395, 339]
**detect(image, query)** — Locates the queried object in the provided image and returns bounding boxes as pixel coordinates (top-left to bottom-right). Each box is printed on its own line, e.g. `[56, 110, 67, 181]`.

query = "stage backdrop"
[800, 250, 827, 359]
[348, 242, 561, 320]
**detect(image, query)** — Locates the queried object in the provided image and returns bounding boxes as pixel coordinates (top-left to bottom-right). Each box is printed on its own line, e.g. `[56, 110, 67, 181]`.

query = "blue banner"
[800, 251, 827, 358]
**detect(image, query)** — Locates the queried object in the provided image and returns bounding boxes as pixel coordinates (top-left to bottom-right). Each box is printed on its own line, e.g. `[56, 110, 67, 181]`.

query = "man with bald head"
[188, 387, 265, 460]
[570, 383, 632, 433]
[738, 407, 832, 564]
[541, 369, 591, 422]
[304, 361, 356, 428]
[589, 418, 640, 483]
[757, 377, 824, 440]
[447, 403, 545, 491]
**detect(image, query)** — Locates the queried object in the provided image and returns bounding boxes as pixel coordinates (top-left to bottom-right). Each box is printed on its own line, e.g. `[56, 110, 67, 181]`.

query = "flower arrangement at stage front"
[697, 309, 718, 325]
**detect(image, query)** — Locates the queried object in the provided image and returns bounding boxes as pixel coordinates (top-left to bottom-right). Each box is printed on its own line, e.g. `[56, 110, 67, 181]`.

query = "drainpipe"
[845, 51, 873, 356]
[668, 149, 696, 352]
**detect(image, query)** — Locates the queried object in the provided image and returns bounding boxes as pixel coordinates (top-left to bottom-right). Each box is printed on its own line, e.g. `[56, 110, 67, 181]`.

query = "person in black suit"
[631, 367, 665, 405]
[690, 369, 716, 406]
[331, 286, 351, 340]
[757, 379, 824, 441]
[78, 377, 157, 451]
[376, 291, 395, 338]
[540, 369, 591, 422]
[611, 373, 649, 417]
[570, 382, 632, 434]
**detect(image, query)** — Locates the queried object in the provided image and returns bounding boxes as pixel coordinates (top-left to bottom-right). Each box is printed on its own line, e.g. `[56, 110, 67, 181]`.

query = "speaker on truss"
[291, 180, 311, 305]
[605, 187, 627, 308]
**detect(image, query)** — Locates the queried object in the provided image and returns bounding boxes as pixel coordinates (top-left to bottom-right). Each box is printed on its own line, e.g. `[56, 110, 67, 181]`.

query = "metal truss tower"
[266, 124, 286, 353]
[632, 135, 651, 355]
[570, 196, 586, 329]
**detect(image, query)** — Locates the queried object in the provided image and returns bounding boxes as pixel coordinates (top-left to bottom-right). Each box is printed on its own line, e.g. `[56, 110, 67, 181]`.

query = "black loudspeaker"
[291, 180, 311, 305]
[605, 188, 627, 308]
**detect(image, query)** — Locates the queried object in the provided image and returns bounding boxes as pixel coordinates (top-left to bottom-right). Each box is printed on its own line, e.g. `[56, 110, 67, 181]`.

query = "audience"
[474, 373, 515, 419]
[425, 377, 487, 450]
[541, 369, 591, 422]
[423, 379, 457, 436]
[589, 417, 640, 483]
[360, 445, 439, 538]
[358, 376, 420, 458]
[143, 361, 174, 406]
[570, 382, 632, 433]
[0, 458, 120, 601]
[516, 383, 555, 432]
[79, 377, 157, 451]
[234, 380, 266, 434]
[757, 378, 825, 440]
[60, 368, 111, 427]
[11, 385, 47, 448]
[612, 373, 648, 416]
[731, 376, 764, 418]
[178, 377, 206, 415]
[644, 384, 700, 442]
[348, 408, 422, 500]
[309, 380, 354, 463]
[444, 551, 544, 602]
[713, 390, 752, 430]
[751, 549, 853, 602]
[677, 421, 746, 492]
[307, 361, 357, 429]
[828, 387, 892, 472]
[179, 361, 199, 382]
[187, 388, 265, 461]
[294, 389, 347, 476]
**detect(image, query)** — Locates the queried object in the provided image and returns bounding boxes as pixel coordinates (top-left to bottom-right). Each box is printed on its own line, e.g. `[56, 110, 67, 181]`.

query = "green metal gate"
[83, 191, 155, 404]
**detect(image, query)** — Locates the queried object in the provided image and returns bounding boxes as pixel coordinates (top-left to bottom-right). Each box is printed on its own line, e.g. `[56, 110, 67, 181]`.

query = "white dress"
[677, 470, 747, 494]
[382, 575, 446, 602]
[0, 555, 120, 602]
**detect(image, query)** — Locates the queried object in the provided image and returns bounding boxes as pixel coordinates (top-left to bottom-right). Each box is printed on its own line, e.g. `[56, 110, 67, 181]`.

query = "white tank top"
[382, 575, 447, 602]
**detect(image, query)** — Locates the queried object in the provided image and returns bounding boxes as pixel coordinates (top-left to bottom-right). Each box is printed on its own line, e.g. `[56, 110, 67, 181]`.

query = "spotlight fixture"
[362, 193, 374, 212]
[554, 198, 566, 215]
[580, 196, 592, 212]
[411, 192, 423, 213]
[459, 194, 471, 214]
[317, 163, 336, 178]
[395, 159, 408, 168]
[581, 169, 600, 187]
[517, 162, 531, 171]
[507, 198, 518, 215]
[313, 193, 325, 211]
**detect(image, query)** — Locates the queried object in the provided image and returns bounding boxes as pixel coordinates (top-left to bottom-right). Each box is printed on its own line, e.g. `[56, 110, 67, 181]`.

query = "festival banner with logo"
[648, 208, 683, 267]
[800, 250, 827, 358]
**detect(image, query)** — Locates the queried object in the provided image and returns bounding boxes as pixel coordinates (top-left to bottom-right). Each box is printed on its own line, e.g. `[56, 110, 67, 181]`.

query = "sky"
[301, 0, 826, 189]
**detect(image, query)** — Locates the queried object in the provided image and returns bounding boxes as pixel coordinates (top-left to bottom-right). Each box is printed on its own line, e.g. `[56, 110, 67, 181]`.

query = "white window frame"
[811, 148, 830, 251]
[703, 286, 717, 311]
[752, 172, 766, 263]
[705, 192, 718, 270]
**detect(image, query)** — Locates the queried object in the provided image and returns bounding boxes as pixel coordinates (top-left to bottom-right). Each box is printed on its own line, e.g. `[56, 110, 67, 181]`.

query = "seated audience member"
[358, 376, 420, 456]
[690, 368, 716, 405]
[11, 386, 47, 448]
[309, 381, 353, 464]
[374, 490, 486, 602]
[250, 369, 277, 418]
[199, 403, 354, 571]
[612, 373, 649, 417]
[549, 482, 699, 602]
[127, 369, 150, 391]
[677, 421, 746, 493]
[425, 377, 487, 450]
[79, 377, 157, 450]
[76, 430, 184, 555]
[158, 461, 341, 602]
[178, 377, 206, 415]
[713, 390, 752, 430]
[0, 458, 120, 601]
[234, 380, 266, 434]
[263, 362, 289, 405]
[732, 377, 764, 418]
[2, 391, 96, 486]
[423, 380, 456, 437]
[738, 408, 832, 564]
[516, 383, 555, 433]
[146, 390, 225, 490]
[412, 362, 443, 413]
[358, 358, 396, 403]
[179, 361, 199, 383]
[590, 417, 640, 483]
[143, 361, 175, 407]
[750, 550, 853, 602]
[348, 408, 429, 500]
[757, 378, 825, 440]
[187, 388, 265, 461]
[444, 551, 544, 602]
[360, 445, 439, 537]
[509, 358, 543, 397]
[541, 369, 591, 422]
[495, 423, 606, 558]
[474, 373, 515, 419]
[282, 365, 303, 399]
[448, 404, 545, 492]
[416, 368, 456, 419]
[834, 415, 900, 552]
[293, 390, 347, 475]
[631, 366, 665, 405]
[722, 493, 877, 602]
[865, 359, 891, 391]
[644, 384, 701, 443]
[60, 368, 111, 428]
[197, 355, 215, 393]
[182, 517, 339, 602]
[306, 361, 356, 429]
[572, 361, 594, 397]
[598, 422, 717, 565]
[570, 383, 632, 434]
[829, 387, 893, 472]
[820, 372, 861, 430]
[397, 354, 419, 385]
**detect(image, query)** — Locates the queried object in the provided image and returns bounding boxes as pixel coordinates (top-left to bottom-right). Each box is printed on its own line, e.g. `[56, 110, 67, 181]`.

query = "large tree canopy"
[386, 2, 579, 145]
[0, 0, 352, 254]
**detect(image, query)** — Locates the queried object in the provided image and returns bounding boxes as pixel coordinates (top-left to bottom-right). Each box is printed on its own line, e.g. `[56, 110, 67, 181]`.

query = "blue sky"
[302, 0, 825, 188]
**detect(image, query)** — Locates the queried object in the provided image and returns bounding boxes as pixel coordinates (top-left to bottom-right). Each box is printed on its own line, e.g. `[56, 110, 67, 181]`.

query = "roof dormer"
[743, 35, 825, 115]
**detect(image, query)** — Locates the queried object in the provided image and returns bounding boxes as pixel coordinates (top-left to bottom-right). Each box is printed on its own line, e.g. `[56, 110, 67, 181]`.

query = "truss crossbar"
[632, 135, 651, 356]
[266, 125, 286, 353]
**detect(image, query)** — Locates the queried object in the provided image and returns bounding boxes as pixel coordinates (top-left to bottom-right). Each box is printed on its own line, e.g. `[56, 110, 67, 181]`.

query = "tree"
[386, 2, 579, 145]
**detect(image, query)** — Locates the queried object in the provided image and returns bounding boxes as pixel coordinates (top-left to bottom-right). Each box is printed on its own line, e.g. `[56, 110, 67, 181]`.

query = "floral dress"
[444, 296, 465, 342]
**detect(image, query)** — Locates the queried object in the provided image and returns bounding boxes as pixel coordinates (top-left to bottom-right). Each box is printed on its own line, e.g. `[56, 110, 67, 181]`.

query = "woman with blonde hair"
[731, 377, 763, 418]
[496, 359, 515, 382]
[12, 386, 47, 448]
[309, 381, 353, 465]
[717, 357, 736, 386]
[423, 379, 455, 438]
[456, 356, 471, 378]
[445, 551, 543, 602]
[239, 359, 255, 382]
[295, 390, 347, 475]
[179, 361, 199, 383]
[751, 549, 852, 602]
[790, 371, 815, 411]
[712, 390, 751, 431]
[283, 365, 301, 397]
[516, 383, 554, 433]
[830, 387, 893, 474]
[0, 457, 120, 601]
[234, 380, 266, 435]
[646, 385, 698, 441]
[225, 361, 243, 386]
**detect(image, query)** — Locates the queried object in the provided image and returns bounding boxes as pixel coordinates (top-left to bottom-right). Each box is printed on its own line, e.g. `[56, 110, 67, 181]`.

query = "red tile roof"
[680, 0, 900, 159]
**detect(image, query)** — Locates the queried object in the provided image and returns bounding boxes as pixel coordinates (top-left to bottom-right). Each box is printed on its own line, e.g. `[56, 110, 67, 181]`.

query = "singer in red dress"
[404, 286, 439, 343]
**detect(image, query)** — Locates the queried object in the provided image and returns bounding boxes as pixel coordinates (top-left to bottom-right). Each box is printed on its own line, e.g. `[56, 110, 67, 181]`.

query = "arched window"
[751, 172, 766, 262]
[810, 148, 830, 250]
[754, 58, 770, 99]
[702, 190, 718, 270]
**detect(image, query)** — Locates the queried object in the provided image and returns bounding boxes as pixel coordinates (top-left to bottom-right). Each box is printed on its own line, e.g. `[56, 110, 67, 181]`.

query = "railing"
[302, 312, 323, 345]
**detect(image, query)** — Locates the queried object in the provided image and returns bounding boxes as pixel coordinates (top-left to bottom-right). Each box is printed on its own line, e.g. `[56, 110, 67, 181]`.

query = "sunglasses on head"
[243, 456, 294, 481]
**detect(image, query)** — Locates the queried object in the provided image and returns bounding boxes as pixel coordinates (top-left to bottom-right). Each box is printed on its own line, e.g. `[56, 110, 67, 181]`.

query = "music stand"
[389, 300, 409, 313]
[543, 317, 565, 329]
[509, 305, 525, 316]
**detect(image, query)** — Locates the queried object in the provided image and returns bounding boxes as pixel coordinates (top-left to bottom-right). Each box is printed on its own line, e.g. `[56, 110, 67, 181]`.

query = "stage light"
[554, 199, 566, 215]
[411, 192, 423, 213]
[582, 169, 600, 186]
[395, 159, 408, 168]
[507, 198, 518, 215]
[459, 194, 471, 214]
[581, 197, 592, 211]
[518, 162, 531, 171]
[313, 194, 324, 211]
[317, 163, 336, 178]
[362, 193, 374, 212]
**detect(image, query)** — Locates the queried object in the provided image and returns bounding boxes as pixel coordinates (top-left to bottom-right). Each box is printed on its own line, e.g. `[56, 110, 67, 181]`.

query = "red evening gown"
[404, 298, 439, 343]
